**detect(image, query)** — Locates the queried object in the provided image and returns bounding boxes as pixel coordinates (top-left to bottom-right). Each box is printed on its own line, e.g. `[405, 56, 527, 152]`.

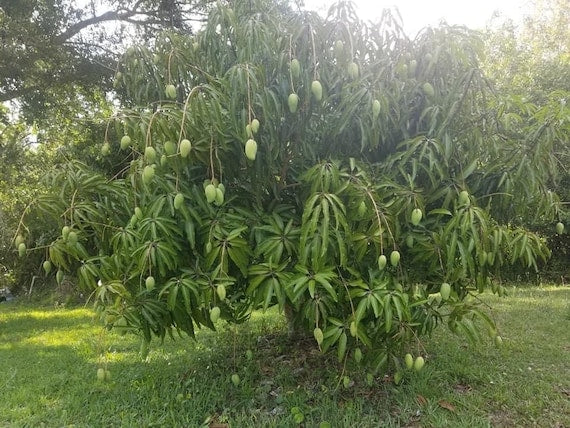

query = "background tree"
[483, 0, 569, 279]
[0, 0, 213, 120]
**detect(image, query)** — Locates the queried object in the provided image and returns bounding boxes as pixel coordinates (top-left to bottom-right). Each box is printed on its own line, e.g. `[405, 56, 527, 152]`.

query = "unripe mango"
[288, 93, 299, 113]
[18, 242, 26, 257]
[120, 135, 131, 150]
[231, 373, 240, 386]
[210, 306, 221, 323]
[134, 207, 143, 219]
[372, 99, 381, 119]
[349, 321, 357, 337]
[440, 282, 451, 300]
[378, 254, 387, 270]
[313, 327, 324, 345]
[145, 276, 155, 291]
[164, 141, 176, 155]
[144, 146, 156, 163]
[422, 82, 434, 97]
[354, 348, 362, 363]
[180, 139, 191, 158]
[245, 139, 257, 161]
[334, 40, 344, 59]
[494, 335, 503, 347]
[357, 201, 367, 216]
[556, 222, 565, 234]
[390, 250, 400, 267]
[205, 184, 217, 203]
[347, 62, 359, 79]
[216, 284, 226, 300]
[405, 353, 414, 369]
[251, 119, 260, 134]
[413, 356, 425, 372]
[165, 84, 177, 99]
[43, 260, 52, 274]
[97, 368, 106, 381]
[142, 165, 155, 184]
[174, 193, 184, 210]
[290, 59, 300, 79]
[411, 208, 422, 225]
[67, 231, 78, 245]
[56, 270, 64, 285]
[311, 80, 323, 101]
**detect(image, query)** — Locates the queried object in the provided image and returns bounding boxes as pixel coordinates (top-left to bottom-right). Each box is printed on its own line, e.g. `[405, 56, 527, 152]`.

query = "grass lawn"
[0, 285, 568, 427]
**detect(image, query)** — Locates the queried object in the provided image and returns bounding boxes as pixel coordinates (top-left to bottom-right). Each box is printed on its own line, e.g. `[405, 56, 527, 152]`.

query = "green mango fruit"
[378, 254, 387, 270]
[311, 80, 323, 101]
[313, 327, 324, 345]
[405, 353, 414, 369]
[142, 165, 155, 184]
[144, 146, 156, 163]
[210, 306, 221, 323]
[174, 193, 184, 210]
[164, 141, 176, 155]
[231, 373, 240, 386]
[43, 260, 52, 274]
[216, 284, 226, 300]
[411, 208, 423, 225]
[120, 135, 131, 150]
[205, 184, 217, 203]
[245, 139, 257, 161]
[390, 250, 401, 267]
[251, 118, 260, 134]
[288, 93, 299, 113]
[413, 356, 425, 372]
[180, 139, 192, 158]
[165, 84, 177, 99]
[422, 82, 434, 97]
[440, 282, 451, 300]
[372, 99, 381, 119]
[348, 62, 359, 79]
[290, 59, 300, 79]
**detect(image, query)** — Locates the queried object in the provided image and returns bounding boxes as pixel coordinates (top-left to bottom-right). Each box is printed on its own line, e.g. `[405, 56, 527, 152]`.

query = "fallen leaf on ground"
[438, 400, 456, 412]
[416, 395, 427, 406]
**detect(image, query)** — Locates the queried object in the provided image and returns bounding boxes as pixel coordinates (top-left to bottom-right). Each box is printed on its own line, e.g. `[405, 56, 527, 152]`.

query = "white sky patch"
[304, 0, 533, 35]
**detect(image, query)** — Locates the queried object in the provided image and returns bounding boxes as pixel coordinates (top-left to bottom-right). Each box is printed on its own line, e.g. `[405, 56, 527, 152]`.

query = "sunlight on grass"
[0, 307, 93, 322]
[22, 327, 100, 347]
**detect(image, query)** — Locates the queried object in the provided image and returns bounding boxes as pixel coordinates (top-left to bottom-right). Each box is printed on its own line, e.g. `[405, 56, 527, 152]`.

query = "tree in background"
[14, 0, 562, 374]
[483, 0, 569, 279]
[0, 0, 213, 111]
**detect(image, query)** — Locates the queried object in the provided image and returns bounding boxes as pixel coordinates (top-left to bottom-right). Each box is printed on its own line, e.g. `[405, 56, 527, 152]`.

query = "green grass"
[1, 285, 568, 427]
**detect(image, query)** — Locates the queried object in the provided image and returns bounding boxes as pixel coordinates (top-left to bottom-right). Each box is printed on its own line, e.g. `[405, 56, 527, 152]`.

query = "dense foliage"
[12, 0, 566, 370]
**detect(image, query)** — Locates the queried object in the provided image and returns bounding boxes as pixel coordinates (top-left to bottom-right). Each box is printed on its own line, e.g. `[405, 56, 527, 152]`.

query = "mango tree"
[16, 0, 558, 372]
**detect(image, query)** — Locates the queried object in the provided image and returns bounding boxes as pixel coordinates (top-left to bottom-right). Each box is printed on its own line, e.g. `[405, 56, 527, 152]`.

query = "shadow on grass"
[0, 308, 405, 427]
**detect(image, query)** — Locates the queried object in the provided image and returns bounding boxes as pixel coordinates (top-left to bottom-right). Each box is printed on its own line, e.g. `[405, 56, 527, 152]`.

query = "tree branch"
[56, 10, 136, 42]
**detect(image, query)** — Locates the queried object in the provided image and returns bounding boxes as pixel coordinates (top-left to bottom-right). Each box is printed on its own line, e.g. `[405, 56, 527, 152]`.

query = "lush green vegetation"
[0, 0, 568, 425]
[10, 0, 567, 374]
[1, 285, 568, 426]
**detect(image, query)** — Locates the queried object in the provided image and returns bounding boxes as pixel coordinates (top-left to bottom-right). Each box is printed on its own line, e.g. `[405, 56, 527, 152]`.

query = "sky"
[304, 0, 533, 35]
